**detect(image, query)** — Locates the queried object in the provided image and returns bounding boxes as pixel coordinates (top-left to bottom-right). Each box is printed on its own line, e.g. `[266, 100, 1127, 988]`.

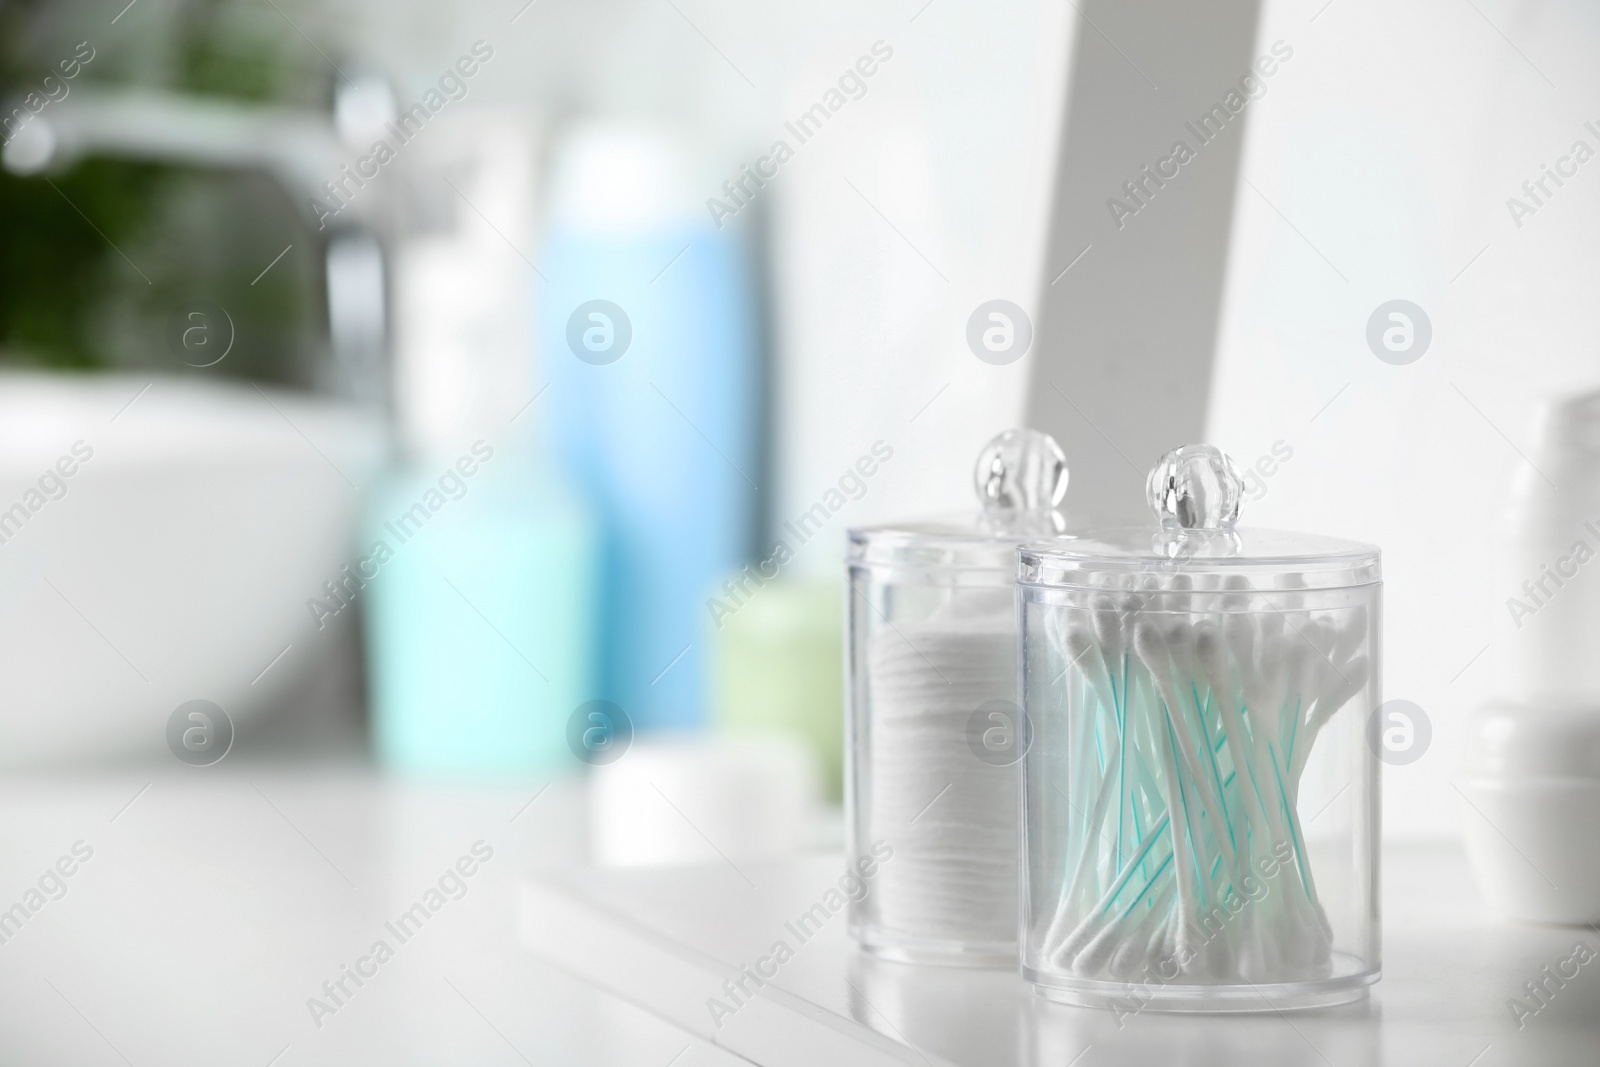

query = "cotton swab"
[1037, 571, 1369, 985]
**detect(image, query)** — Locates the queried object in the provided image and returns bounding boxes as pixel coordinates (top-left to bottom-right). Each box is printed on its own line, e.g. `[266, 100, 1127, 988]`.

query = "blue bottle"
[541, 122, 759, 733]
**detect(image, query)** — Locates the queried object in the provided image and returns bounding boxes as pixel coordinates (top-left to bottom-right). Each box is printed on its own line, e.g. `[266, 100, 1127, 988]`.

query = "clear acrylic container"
[1018, 445, 1381, 1010]
[847, 429, 1066, 966]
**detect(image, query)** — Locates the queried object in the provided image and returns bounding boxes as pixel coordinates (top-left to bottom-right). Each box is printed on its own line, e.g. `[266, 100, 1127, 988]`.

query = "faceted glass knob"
[974, 428, 1068, 517]
[1146, 444, 1245, 530]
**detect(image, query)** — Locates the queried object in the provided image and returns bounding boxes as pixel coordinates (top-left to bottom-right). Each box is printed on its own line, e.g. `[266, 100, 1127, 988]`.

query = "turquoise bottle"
[364, 444, 594, 775]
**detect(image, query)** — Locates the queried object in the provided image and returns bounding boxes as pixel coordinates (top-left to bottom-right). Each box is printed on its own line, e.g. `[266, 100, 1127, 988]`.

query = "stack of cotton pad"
[867, 614, 1017, 947]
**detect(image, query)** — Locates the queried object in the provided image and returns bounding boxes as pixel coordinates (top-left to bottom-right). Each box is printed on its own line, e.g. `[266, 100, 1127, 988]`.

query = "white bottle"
[1493, 389, 1600, 703]
[1464, 388, 1600, 924]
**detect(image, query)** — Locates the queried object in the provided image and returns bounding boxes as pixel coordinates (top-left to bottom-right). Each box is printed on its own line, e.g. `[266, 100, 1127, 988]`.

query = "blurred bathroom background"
[2, 0, 1598, 849]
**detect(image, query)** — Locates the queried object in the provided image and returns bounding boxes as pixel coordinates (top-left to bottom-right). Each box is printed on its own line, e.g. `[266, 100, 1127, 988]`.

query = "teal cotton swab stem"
[1137, 623, 1244, 890]
[1115, 653, 1128, 874]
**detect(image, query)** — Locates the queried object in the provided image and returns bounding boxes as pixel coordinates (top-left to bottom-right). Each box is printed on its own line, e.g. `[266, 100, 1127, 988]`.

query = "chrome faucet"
[2, 77, 398, 408]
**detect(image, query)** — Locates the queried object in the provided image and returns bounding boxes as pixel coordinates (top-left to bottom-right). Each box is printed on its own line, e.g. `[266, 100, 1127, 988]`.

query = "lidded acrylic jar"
[847, 429, 1067, 966]
[1018, 445, 1381, 1010]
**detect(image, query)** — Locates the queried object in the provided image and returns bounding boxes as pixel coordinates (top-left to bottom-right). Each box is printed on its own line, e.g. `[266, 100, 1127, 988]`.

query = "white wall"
[766, 4, 1075, 568]
[1209, 0, 1600, 837]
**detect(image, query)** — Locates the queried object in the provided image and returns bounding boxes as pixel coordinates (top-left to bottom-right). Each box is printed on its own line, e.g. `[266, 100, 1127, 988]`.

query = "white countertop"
[522, 841, 1600, 1066]
[0, 764, 1593, 1066]
[0, 765, 736, 1067]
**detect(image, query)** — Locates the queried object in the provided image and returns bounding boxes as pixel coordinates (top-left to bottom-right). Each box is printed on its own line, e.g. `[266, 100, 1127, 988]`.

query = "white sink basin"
[0, 372, 384, 765]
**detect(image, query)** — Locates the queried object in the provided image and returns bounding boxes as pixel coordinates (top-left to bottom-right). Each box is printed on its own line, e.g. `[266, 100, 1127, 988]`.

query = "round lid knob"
[1146, 444, 1245, 530]
[974, 428, 1068, 519]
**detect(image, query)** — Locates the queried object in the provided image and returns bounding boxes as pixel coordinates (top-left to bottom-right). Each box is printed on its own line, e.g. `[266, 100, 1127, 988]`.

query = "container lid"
[1019, 444, 1380, 590]
[1467, 699, 1600, 780]
[849, 428, 1068, 575]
